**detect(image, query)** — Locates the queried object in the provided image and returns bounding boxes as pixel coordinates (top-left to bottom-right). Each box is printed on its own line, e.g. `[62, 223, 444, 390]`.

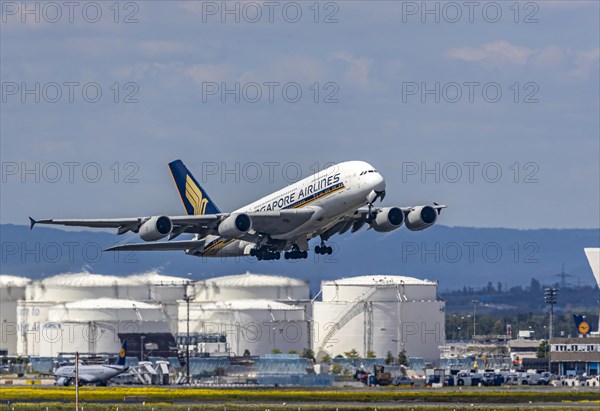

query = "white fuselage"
[200, 161, 385, 257]
[55, 364, 127, 385]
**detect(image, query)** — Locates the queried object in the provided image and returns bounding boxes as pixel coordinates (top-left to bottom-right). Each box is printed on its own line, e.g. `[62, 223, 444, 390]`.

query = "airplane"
[54, 340, 129, 386]
[30, 160, 446, 260]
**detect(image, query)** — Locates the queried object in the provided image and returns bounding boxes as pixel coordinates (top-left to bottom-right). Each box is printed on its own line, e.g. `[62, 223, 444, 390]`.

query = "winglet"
[29, 217, 36, 230]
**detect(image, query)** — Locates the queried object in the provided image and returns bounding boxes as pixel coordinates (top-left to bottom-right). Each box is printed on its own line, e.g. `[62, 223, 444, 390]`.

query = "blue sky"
[1, 1, 599, 228]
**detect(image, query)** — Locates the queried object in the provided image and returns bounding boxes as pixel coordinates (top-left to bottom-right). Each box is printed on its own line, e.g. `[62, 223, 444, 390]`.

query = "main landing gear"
[250, 247, 280, 261]
[284, 245, 308, 260]
[314, 242, 332, 255]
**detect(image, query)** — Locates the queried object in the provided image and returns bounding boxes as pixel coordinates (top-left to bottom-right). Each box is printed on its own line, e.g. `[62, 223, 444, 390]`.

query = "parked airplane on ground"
[54, 341, 128, 386]
[31, 160, 446, 260]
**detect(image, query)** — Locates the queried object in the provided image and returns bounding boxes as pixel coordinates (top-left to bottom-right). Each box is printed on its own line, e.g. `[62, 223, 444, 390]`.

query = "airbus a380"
[31, 160, 446, 260]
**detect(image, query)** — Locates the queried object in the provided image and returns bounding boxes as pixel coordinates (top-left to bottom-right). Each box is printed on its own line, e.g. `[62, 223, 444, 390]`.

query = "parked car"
[481, 372, 503, 386]
[455, 371, 481, 386]
[393, 376, 414, 386]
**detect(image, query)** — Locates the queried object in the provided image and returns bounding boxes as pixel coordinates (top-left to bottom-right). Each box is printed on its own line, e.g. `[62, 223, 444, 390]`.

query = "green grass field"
[1, 386, 599, 408]
[2, 404, 599, 411]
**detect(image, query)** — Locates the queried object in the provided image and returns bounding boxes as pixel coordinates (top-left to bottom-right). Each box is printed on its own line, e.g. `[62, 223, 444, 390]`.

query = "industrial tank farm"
[17, 272, 149, 356]
[313, 275, 445, 362]
[0, 275, 30, 355]
[45, 298, 170, 356]
[195, 272, 310, 302]
[183, 299, 309, 357]
[2, 271, 445, 361]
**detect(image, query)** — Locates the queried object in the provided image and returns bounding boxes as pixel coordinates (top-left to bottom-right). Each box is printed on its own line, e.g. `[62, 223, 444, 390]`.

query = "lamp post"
[544, 287, 558, 371]
[471, 300, 479, 339]
[183, 281, 195, 385]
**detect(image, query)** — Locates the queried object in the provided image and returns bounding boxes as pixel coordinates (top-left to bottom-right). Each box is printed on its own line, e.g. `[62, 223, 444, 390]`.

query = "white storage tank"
[43, 298, 169, 356]
[195, 272, 309, 302]
[25, 272, 148, 301]
[18, 272, 147, 356]
[127, 271, 189, 335]
[0, 275, 30, 355]
[182, 299, 309, 357]
[127, 271, 190, 302]
[313, 275, 445, 362]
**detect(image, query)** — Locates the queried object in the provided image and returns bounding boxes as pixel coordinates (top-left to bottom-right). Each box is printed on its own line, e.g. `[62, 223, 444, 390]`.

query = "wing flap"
[106, 239, 206, 252]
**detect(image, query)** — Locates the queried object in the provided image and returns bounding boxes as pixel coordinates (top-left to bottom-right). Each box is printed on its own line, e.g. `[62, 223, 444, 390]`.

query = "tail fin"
[117, 340, 127, 366]
[168, 160, 221, 216]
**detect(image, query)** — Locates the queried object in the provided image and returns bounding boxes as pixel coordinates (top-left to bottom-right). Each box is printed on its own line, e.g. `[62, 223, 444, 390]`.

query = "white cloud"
[274, 56, 322, 82]
[531, 44, 566, 68]
[185, 64, 231, 84]
[329, 51, 373, 89]
[446, 41, 534, 66]
[446, 41, 600, 79]
[139, 41, 187, 56]
[568, 48, 600, 79]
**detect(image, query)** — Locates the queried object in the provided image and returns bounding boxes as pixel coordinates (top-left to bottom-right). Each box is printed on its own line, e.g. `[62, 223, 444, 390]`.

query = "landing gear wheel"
[315, 239, 333, 255]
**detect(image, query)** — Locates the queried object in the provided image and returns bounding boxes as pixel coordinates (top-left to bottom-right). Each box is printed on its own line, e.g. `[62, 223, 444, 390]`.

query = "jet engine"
[57, 377, 69, 386]
[139, 216, 173, 241]
[218, 213, 252, 238]
[371, 207, 404, 232]
[405, 205, 438, 231]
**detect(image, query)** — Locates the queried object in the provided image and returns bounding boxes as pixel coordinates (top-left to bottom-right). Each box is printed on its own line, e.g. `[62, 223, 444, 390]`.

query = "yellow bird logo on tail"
[185, 175, 209, 215]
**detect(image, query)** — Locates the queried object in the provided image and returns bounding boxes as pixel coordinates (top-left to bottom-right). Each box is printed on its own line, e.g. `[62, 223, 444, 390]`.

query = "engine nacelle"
[139, 216, 173, 241]
[57, 377, 69, 386]
[218, 213, 252, 238]
[405, 205, 438, 231]
[372, 207, 404, 232]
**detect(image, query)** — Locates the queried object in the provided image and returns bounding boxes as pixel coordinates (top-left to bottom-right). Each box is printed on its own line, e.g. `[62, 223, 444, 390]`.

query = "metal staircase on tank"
[316, 285, 379, 356]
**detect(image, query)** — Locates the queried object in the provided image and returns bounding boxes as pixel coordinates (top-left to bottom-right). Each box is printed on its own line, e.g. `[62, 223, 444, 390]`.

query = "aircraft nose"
[372, 173, 386, 192]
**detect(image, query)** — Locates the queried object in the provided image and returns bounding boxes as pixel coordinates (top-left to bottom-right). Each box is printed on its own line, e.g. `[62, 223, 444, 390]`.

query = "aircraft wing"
[30, 215, 221, 237]
[352, 203, 447, 218]
[318, 203, 447, 237]
[31, 208, 316, 250]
